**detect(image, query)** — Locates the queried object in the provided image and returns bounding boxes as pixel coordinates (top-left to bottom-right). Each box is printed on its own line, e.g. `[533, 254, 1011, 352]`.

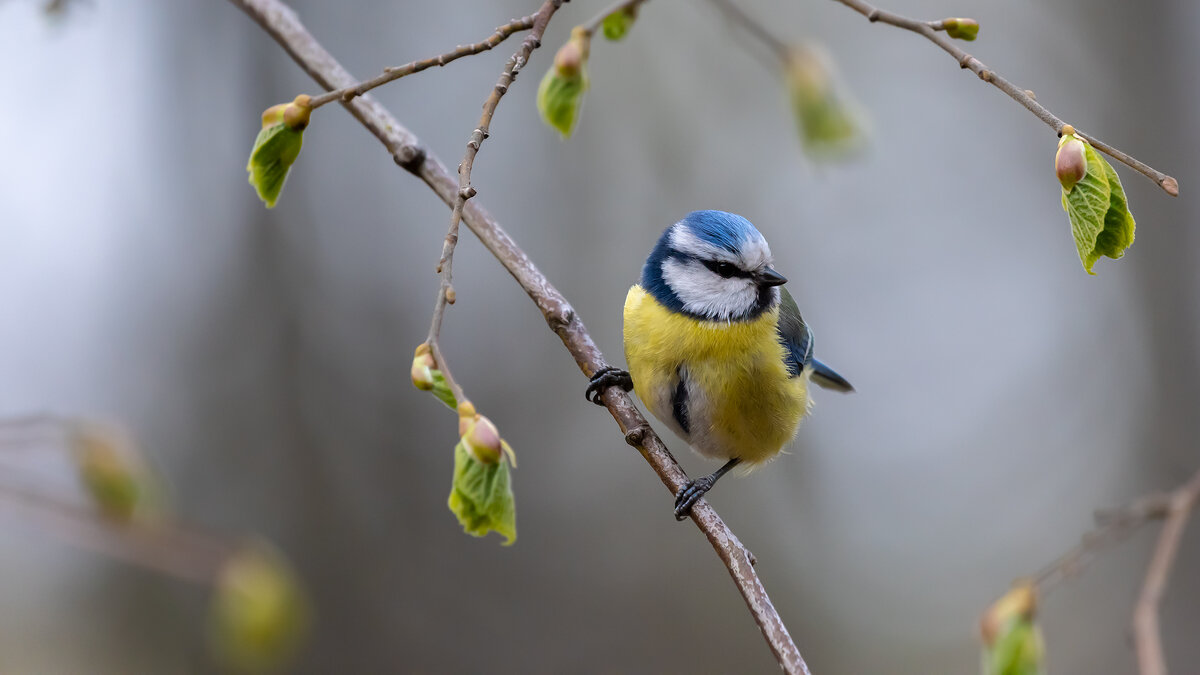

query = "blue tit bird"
[586, 210, 853, 520]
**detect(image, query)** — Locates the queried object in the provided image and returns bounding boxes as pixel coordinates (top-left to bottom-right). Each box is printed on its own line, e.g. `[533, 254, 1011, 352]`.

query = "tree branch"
[308, 15, 537, 110]
[830, 0, 1179, 196]
[1133, 469, 1200, 675]
[425, 0, 563, 408]
[227, 0, 810, 671]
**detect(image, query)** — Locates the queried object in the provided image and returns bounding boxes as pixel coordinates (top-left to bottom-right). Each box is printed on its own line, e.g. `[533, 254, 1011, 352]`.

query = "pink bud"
[1055, 136, 1087, 191]
[463, 415, 503, 465]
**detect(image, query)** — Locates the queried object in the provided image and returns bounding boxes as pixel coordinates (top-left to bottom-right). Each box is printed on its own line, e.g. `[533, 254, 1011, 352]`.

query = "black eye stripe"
[701, 259, 752, 279]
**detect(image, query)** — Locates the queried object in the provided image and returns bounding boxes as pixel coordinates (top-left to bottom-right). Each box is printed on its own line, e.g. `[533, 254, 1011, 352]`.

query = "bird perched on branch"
[586, 210, 853, 520]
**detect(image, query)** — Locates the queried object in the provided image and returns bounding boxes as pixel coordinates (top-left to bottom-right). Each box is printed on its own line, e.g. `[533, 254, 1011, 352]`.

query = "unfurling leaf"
[448, 442, 517, 544]
[448, 401, 517, 544]
[1058, 128, 1135, 274]
[980, 583, 1045, 675]
[785, 44, 867, 161]
[210, 541, 310, 674]
[942, 17, 980, 41]
[72, 424, 151, 521]
[537, 27, 590, 138]
[429, 370, 458, 410]
[247, 95, 311, 208]
[601, 6, 638, 41]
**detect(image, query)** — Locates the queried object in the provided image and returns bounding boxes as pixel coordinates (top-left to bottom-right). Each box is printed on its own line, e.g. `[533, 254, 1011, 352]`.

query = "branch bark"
[228, 0, 810, 672]
[830, 0, 1179, 196]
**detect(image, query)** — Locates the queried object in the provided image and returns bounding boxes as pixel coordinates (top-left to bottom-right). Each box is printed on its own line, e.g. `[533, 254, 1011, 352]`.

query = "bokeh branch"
[1134, 470, 1200, 675]
[830, 0, 1179, 196]
[228, 0, 811, 672]
[426, 0, 563, 407]
[1022, 468, 1200, 675]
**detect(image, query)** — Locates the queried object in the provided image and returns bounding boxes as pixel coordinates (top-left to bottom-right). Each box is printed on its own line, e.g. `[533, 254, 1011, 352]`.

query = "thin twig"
[1032, 491, 1172, 597]
[308, 16, 536, 109]
[227, 1, 811, 671]
[1133, 469, 1200, 675]
[425, 0, 563, 408]
[706, 0, 789, 61]
[580, 0, 651, 38]
[830, 0, 1179, 196]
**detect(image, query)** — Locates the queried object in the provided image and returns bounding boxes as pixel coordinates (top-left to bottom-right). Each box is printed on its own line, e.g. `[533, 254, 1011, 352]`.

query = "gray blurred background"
[1, 0, 1197, 672]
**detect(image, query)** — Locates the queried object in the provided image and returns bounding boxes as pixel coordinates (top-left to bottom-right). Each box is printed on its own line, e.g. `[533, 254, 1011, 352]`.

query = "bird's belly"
[623, 286, 810, 466]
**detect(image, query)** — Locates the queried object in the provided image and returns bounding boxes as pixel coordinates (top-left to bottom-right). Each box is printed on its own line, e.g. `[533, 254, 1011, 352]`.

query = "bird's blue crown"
[642, 210, 777, 321]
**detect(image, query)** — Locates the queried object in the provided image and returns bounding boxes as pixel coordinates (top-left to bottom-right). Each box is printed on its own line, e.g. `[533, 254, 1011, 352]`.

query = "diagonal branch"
[830, 0, 1179, 196]
[228, 0, 810, 672]
[426, 0, 563, 407]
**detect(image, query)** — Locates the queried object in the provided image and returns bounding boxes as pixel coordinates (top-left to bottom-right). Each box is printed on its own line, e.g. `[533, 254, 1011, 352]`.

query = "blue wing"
[776, 288, 813, 378]
[777, 288, 854, 392]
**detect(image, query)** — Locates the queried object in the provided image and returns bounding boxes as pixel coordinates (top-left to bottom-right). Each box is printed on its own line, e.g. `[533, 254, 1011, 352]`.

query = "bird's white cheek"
[661, 259, 757, 321]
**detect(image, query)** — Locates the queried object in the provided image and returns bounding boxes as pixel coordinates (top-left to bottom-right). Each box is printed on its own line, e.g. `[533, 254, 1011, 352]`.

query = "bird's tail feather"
[810, 358, 854, 393]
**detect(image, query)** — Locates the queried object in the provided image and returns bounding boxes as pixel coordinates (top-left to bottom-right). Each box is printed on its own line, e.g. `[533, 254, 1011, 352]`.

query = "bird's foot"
[585, 367, 633, 406]
[673, 476, 716, 521]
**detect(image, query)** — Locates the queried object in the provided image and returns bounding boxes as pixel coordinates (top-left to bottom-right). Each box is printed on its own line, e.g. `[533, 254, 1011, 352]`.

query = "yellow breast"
[622, 285, 810, 465]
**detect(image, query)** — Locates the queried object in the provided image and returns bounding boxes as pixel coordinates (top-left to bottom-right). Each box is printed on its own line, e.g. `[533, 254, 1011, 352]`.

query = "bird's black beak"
[756, 267, 788, 287]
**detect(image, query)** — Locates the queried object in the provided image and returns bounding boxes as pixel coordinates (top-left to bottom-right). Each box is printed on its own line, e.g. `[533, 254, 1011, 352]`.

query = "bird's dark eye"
[704, 260, 740, 278]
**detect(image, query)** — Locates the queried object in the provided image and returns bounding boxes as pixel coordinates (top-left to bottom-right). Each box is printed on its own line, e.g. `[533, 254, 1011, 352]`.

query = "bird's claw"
[585, 367, 633, 406]
[673, 476, 715, 521]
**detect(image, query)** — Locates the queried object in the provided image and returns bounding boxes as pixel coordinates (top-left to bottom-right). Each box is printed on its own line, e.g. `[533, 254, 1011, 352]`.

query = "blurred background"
[1, 0, 1197, 672]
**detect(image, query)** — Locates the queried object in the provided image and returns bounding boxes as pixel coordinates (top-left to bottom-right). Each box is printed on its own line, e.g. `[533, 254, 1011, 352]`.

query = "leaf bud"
[554, 26, 591, 77]
[282, 94, 312, 131]
[457, 400, 477, 436]
[942, 17, 980, 41]
[72, 424, 146, 521]
[602, 6, 638, 41]
[247, 98, 309, 208]
[538, 27, 591, 138]
[1055, 133, 1087, 191]
[784, 43, 867, 160]
[210, 541, 310, 673]
[411, 343, 435, 391]
[462, 414, 504, 465]
[980, 582, 1037, 648]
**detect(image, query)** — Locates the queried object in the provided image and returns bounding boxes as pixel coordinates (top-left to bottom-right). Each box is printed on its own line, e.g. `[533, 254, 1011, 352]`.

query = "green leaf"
[786, 45, 867, 161]
[537, 67, 588, 139]
[247, 121, 304, 208]
[448, 440, 516, 545]
[1061, 139, 1135, 274]
[602, 7, 637, 41]
[210, 541, 310, 674]
[429, 369, 457, 410]
[982, 618, 1045, 675]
